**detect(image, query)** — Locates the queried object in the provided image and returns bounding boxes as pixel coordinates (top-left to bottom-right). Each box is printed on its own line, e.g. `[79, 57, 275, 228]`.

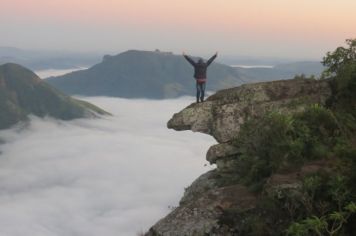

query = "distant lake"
[35, 67, 88, 79]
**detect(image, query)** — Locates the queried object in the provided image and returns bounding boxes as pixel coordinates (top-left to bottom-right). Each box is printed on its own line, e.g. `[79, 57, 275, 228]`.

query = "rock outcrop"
[168, 78, 331, 143]
[146, 78, 332, 236]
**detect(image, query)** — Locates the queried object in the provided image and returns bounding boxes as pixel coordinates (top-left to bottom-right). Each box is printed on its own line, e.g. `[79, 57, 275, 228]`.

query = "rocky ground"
[145, 78, 333, 236]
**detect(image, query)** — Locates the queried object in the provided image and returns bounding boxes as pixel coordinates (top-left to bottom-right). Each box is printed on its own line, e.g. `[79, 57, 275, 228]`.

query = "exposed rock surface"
[206, 144, 239, 165]
[146, 78, 332, 236]
[168, 78, 331, 143]
[147, 170, 256, 236]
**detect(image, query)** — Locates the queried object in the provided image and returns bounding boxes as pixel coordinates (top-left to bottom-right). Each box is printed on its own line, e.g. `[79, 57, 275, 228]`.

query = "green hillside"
[0, 63, 108, 130]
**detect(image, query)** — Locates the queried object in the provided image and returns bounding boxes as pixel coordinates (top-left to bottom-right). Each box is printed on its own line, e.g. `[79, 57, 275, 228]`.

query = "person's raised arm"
[206, 52, 218, 66]
[183, 52, 196, 66]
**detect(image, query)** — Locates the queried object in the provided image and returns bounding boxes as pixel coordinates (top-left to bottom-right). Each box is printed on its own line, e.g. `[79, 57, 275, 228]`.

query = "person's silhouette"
[183, 52, 218, 103]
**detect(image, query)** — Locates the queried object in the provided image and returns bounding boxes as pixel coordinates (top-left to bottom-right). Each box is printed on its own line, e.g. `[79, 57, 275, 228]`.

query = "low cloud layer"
[0, 97, 216, 236]
[35, 67, 88, 79]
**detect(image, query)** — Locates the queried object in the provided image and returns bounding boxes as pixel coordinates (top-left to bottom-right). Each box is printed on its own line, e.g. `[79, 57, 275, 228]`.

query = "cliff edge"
[146, 78, 337, 236]
[148, 38, 356, 236]
[167, 78, 331, 143]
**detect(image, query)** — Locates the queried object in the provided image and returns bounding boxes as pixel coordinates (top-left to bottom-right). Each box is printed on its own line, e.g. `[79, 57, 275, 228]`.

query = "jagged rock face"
[168, 78, 331, 143]
[147, 79, 333, 236]
[146, 170, 256, 236]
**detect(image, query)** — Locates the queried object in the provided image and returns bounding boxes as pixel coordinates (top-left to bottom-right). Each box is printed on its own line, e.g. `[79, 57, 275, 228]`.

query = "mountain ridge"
[0, 47, 100, 70]
[0, 63, 109, 130]
[47, 50, 245, 99]
[47, 50, 324, 99]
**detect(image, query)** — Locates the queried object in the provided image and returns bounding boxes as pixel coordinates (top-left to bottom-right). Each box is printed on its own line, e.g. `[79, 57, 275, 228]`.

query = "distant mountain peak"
[48, 50, 242, 99]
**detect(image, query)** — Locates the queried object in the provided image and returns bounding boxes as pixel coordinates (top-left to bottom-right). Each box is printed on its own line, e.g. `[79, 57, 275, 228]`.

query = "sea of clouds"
[0, 96, 216, 236]
[35, 67, 88, 79]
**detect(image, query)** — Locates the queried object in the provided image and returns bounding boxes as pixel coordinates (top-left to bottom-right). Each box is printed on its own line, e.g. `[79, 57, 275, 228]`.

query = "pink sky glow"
[1, 0, 355, 58]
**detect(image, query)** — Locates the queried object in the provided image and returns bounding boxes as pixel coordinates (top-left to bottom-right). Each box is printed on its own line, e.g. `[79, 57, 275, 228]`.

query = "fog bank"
[0, 97, 216, 236]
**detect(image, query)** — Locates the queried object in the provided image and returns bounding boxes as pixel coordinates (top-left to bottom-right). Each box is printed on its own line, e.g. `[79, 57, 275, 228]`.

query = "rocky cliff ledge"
[146, 78, 333, 236]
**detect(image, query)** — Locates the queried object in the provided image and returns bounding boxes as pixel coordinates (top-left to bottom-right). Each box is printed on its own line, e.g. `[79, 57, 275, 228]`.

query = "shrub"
[233, 104, 344, 189]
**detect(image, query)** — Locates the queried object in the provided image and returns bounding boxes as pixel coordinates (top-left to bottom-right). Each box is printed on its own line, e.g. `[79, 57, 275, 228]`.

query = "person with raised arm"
[183, 52, 218, 103]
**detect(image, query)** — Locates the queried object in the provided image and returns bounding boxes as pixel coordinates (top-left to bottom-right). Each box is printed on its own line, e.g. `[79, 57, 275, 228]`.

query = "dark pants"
[196, 82, 206, 103]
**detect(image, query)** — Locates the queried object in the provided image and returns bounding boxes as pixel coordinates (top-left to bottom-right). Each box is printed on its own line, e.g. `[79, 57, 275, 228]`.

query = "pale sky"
[1, 0, 355, 59]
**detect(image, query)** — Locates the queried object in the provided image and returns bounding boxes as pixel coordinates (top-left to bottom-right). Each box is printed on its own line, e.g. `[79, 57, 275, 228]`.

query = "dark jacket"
[184, 54, 217, 79]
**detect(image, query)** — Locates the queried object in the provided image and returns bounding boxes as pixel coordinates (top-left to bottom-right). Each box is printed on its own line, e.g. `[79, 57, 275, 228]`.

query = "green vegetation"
[218, 39, 356, 235]
[232, 104, 344, 190]
[0, 63, 109, 130]
[323, 39, 356, 119]
[287, 202, 356, 236]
